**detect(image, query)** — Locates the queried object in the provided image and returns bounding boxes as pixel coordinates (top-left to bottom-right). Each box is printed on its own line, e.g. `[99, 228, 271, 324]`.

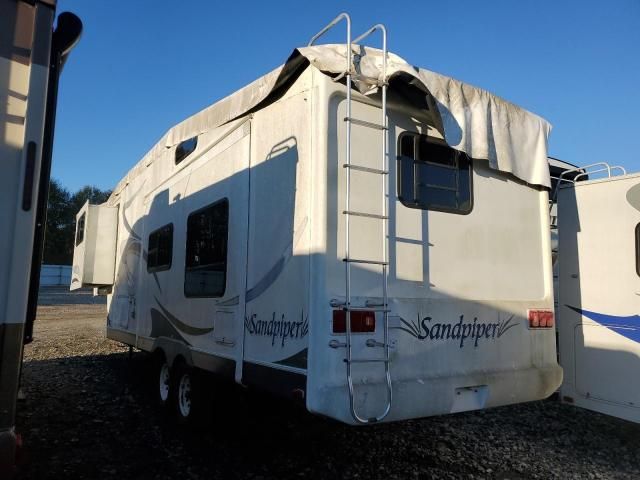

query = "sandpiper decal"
[396, 314, 518, 348]
[244, 310, 309, 347]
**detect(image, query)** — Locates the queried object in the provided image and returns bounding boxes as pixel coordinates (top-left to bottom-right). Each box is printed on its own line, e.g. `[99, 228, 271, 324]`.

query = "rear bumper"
[309, 364, 563, 425]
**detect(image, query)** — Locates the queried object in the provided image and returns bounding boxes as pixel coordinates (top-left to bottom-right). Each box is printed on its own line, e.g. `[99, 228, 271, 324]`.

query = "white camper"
[72, 15, 561, 425]
[548, 157, 585, 305]
[555, 163, 640, 423]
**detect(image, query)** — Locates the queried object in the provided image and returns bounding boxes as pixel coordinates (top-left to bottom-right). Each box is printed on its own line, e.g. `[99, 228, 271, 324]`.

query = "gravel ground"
[14, 287, 640, 479]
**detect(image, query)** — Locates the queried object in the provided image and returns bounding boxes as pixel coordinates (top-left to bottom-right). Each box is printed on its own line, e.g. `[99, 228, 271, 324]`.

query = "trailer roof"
[112, 44, 551, 196]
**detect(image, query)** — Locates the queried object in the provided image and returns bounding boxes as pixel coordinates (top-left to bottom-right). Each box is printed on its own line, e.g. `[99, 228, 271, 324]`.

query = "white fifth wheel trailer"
[555, 164, 640, 423]
[71, 14, 562, 425]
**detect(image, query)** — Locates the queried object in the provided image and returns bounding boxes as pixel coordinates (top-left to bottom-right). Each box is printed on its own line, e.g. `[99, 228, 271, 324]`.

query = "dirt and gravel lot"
[14, 287, 640, 479]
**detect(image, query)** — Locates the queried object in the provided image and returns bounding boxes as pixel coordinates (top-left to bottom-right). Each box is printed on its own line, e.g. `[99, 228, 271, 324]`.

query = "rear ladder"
[309, 13, 393, 424]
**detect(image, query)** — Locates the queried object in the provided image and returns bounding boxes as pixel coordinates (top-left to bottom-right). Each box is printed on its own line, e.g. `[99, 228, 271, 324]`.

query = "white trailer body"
[72, 41, 561, 424]
[557, 172, 640, 423]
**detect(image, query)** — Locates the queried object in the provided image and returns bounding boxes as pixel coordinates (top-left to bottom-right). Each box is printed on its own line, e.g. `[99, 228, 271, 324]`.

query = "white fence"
[40, 264, 72, 286]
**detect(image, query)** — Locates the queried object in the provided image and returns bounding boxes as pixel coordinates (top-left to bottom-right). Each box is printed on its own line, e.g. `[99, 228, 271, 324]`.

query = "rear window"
[397, 133, 472, 214]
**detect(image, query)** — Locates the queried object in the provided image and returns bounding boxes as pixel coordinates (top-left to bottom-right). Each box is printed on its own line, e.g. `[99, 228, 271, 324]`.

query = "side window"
[175, 136, 198, 165]
[184, 199, 229, 297]
[397, 133, 472, 214]
[147, 224, 173, 273]
[636, 223, 640, 278]
[75, 213, 86, 246]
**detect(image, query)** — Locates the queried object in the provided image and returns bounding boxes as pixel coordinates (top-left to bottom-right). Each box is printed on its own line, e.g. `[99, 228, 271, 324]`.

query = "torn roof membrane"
[115, 44, 551, 196]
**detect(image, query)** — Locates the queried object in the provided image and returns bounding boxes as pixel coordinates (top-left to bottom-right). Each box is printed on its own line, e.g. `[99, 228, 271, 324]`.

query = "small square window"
[397, 133, 473, 214]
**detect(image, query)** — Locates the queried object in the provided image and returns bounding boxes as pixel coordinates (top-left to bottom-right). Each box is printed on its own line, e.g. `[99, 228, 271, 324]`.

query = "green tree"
[43, 179, 72, 265]
[69, 185, 112, 216]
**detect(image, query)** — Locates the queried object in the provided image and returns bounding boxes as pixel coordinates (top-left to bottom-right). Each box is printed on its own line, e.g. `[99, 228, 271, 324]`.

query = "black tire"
[172, 363, 213, 427]
[153, 352, 172, 410]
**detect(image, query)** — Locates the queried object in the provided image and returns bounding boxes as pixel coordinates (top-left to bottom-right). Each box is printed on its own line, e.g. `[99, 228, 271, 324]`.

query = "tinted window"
[184, 199, 228, 297]
[397, 133, 472, 213]
[636, 223, 640, 278]
[175, 136, 198, 165]
[75, 213, 86, 246]
[147, 224, 173, 272]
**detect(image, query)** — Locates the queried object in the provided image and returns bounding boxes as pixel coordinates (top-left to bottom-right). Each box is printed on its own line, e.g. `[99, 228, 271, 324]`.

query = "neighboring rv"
[547, 157, 585, 305]
[549, 157, 583, 233]
[554, 164, 640, 423]
[0, 0, 81, 473]
[72, 15, 562, 425]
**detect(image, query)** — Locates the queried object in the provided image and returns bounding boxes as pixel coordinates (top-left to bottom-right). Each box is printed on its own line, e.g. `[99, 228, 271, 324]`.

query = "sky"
[52, 0, 640, 192]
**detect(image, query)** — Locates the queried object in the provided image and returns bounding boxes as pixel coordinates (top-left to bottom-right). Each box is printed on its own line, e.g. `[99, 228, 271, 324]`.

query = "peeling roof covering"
[113, 44, 551, 196]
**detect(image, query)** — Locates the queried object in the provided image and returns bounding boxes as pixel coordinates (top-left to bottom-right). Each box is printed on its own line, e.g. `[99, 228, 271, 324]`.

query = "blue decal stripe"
[566, 305, 640, 343]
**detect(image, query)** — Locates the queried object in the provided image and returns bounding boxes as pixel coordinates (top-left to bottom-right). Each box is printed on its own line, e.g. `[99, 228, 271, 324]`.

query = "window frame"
[184, 198, 229, 298]
[175, 136, 198, 165]
[146, 223, 174, 273]
[75, 212, 86, 246]
[396, 132, 474, 215]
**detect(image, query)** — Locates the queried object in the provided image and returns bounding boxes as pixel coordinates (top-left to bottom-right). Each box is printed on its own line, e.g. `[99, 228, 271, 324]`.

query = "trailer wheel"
[176, 367, 193, 421]
[159, 362, 171, 405]
[153, 354, 171, 409]
[173, 364, 212, 426]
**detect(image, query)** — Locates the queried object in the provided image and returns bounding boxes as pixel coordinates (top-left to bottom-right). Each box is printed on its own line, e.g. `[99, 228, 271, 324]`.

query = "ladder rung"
[344, 117, 387, 130]
[343, 306, 390, 312]
[343, 210, 388, 220]
[343, 258, 388, 266]
[343, 164, 388, 175]
[344, 358, 391, 364]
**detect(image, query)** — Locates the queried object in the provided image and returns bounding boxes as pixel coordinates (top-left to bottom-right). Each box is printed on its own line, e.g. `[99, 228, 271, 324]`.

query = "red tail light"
[333, 310, 376, 333]
[528, 309, 554, 329]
